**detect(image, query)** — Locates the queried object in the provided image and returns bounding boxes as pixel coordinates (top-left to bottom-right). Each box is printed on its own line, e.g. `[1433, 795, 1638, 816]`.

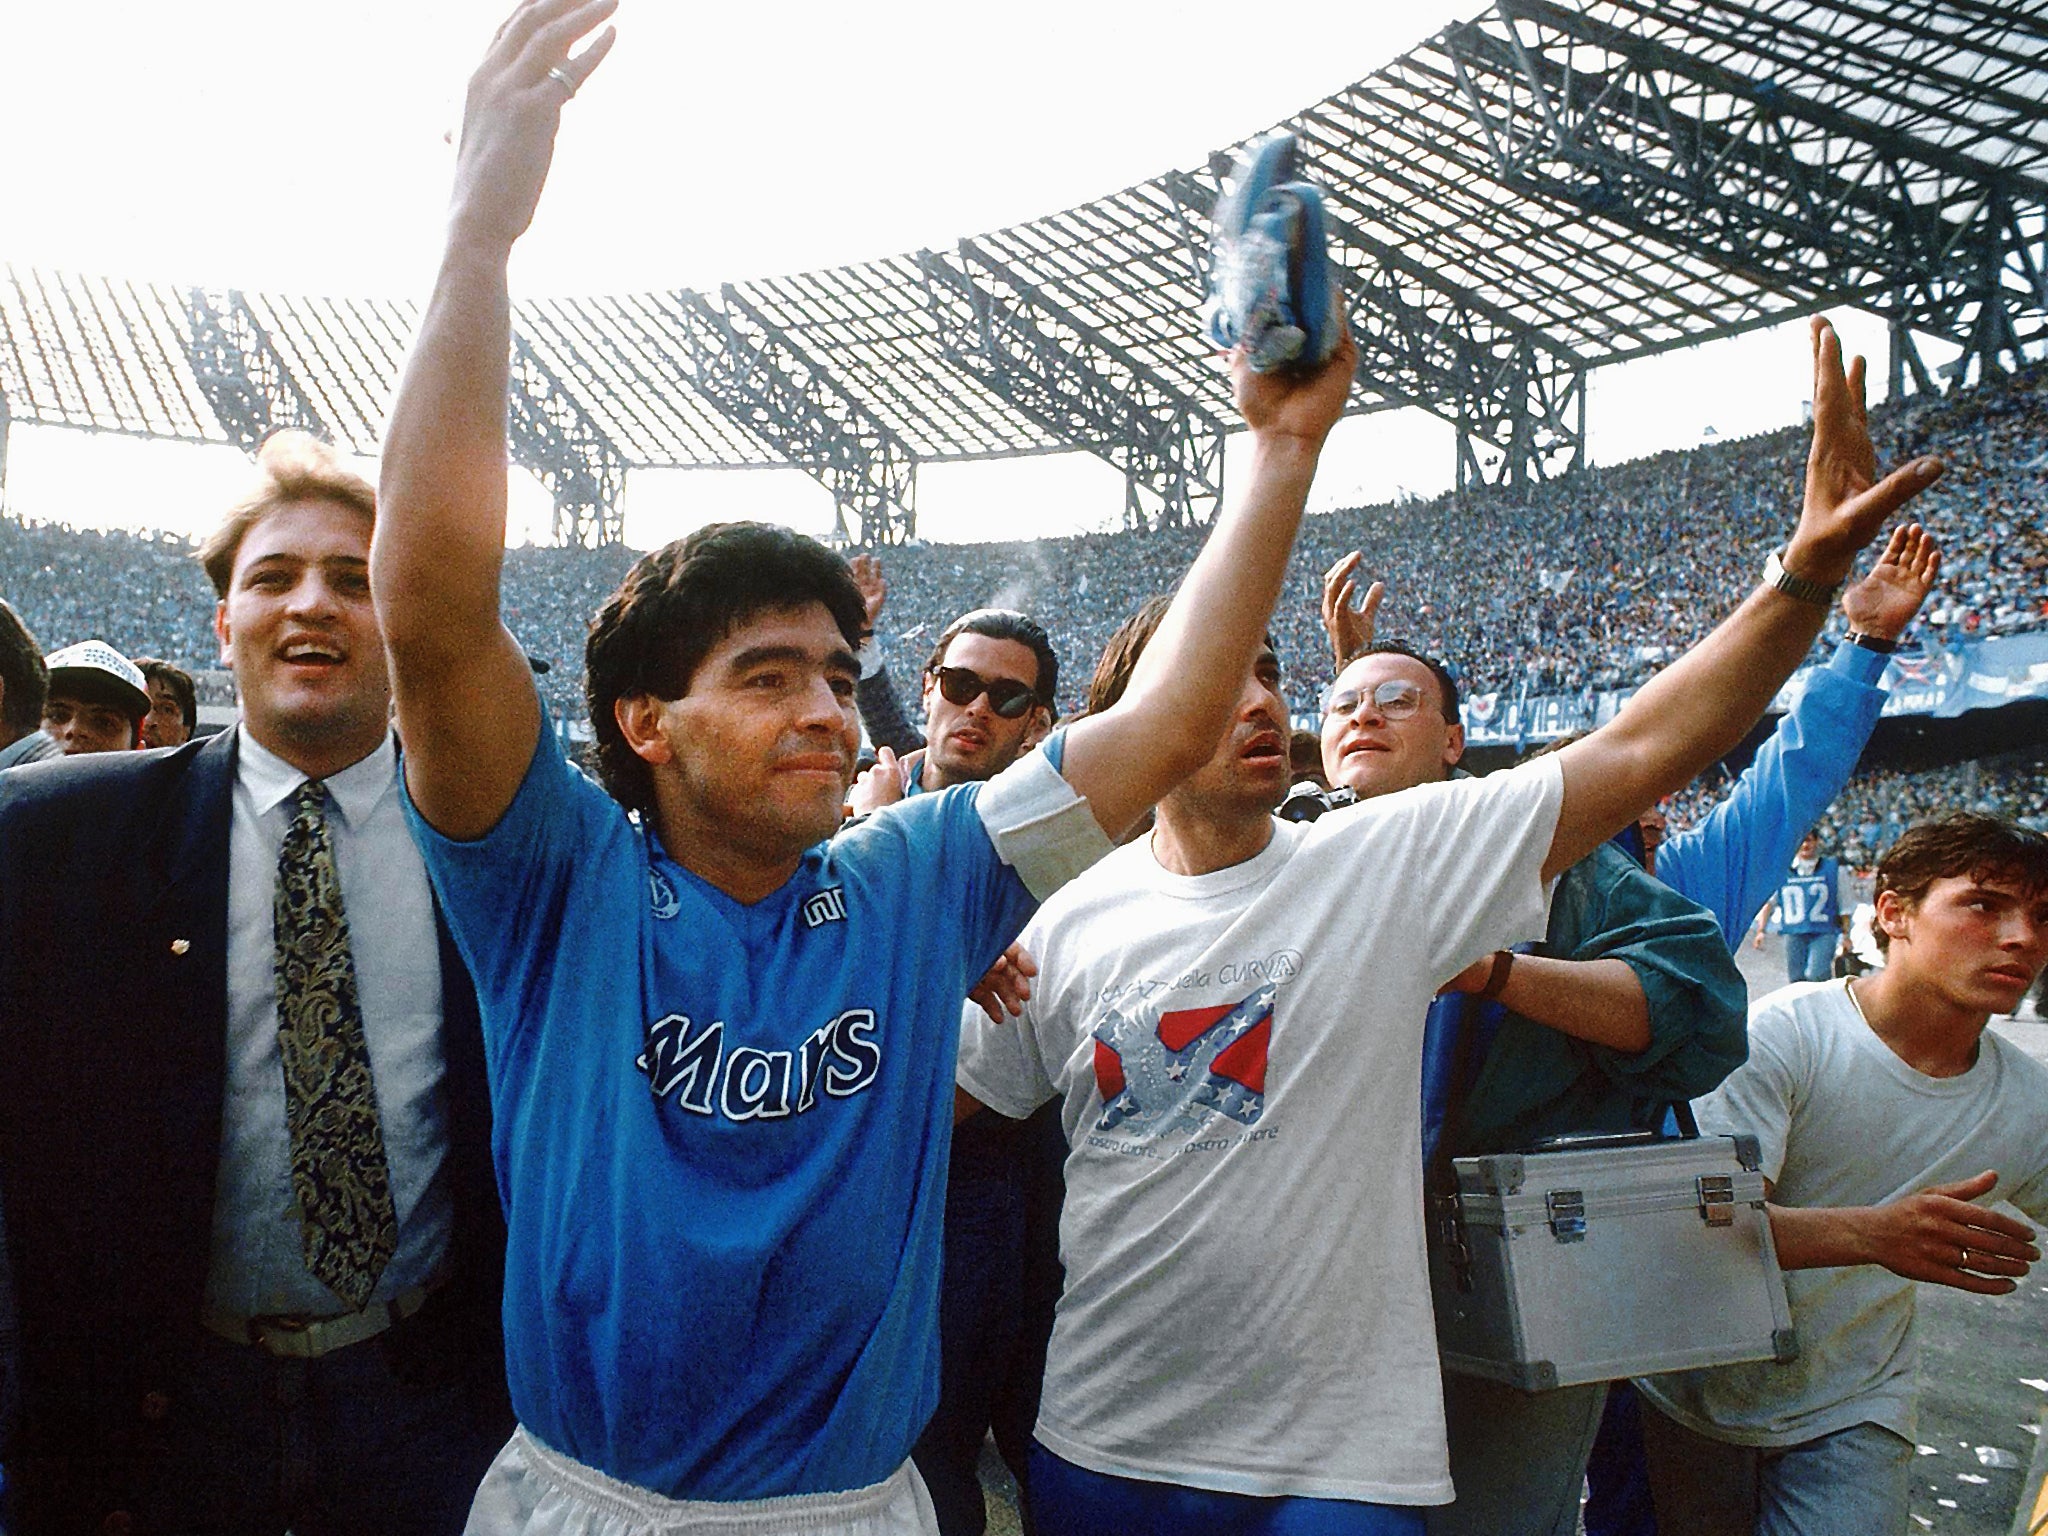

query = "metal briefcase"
[1428, 1132, 1797, 1391]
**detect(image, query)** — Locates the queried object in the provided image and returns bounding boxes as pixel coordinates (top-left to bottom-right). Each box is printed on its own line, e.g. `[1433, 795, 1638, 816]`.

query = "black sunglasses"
[931, 665, 1040, 720]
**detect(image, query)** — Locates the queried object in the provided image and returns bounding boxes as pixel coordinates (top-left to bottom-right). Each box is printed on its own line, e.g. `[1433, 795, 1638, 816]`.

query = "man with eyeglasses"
[1310, 645, 1744, 1536]
[953, 319, 1942, 1536]
[1313, 525, 1947, 1536]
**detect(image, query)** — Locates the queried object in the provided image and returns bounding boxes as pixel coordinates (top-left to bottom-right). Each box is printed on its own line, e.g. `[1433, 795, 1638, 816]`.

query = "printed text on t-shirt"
[636, 1008, 882, 1121]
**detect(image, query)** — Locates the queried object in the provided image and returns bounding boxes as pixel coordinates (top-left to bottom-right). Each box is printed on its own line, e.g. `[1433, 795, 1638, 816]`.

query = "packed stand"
[0, 362, 2042, 730]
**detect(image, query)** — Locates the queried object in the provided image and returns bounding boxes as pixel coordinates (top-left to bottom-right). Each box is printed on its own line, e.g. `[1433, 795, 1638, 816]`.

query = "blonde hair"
[197, 431, 376, 598]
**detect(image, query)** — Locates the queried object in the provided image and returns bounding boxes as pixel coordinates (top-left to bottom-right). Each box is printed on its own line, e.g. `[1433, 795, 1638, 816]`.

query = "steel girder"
[663, 288, 918, 546]
[1433, 0, 2048, 389]
[1176, 162, 1589, 489]
[183, 289, 329, 452]
[918, 242, 1225, 531]
[509, 335, 628, 547]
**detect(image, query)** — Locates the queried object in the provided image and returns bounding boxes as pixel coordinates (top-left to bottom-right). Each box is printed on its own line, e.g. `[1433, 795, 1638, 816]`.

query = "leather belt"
[202, 1279, 438, 1360]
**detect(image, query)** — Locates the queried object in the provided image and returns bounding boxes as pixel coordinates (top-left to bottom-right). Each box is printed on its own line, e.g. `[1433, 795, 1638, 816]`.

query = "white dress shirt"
[205, 727, 454, 1318]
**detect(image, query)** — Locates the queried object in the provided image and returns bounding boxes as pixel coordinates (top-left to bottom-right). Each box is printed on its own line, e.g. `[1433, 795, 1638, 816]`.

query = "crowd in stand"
[4, 365, 2044, 730]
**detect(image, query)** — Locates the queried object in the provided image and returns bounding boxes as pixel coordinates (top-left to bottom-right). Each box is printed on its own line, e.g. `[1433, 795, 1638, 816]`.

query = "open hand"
[848, 554, 888, 633]
[1864, 1170, 2039, 1295]
[968, 943, 1040, 1024]
[1841, 523, 1942, 643]
[450, 0, 618, 253]
[1784, 318, 1943, 587]
[1321, 551, 1382, 669]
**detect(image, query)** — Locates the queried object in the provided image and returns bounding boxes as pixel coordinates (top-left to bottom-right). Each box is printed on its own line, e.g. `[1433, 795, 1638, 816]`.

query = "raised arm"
[370, 0, 617, 839]
[1059, 327, 1357, 840]
[1658, 524, 1941, 941]
[1541, 319, 1942, 883]
[1319, 551, 1382, 674]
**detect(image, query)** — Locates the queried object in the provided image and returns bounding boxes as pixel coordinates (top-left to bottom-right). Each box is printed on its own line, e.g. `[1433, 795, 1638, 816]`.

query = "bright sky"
[3, 1, 1920, 549]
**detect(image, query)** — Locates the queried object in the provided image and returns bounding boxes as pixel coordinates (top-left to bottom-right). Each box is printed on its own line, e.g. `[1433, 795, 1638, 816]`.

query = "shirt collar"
[236, 725, 397, 828]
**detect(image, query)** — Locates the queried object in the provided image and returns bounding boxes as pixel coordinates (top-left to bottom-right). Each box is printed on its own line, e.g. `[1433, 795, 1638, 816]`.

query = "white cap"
[44, 640, 151, 717]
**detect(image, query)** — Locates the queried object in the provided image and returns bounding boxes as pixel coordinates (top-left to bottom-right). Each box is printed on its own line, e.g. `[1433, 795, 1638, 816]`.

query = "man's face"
[642, 602, 861, 866]
[42, 690, 138, 755]
[1880, 874, 2048, 1016]
[215, 498, 390, 766]
[1165, 648, 1292, 819]
[1320, 653, 1463, 800]
[920, 631, 1045, 787]
[142, 678, 191, 748]
[1798, 834, 1821, 861]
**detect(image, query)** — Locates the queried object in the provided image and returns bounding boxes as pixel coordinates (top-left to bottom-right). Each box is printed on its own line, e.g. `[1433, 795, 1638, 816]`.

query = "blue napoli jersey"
[404, 726, 1045, 1499]
[1775, 858, 1842, 934]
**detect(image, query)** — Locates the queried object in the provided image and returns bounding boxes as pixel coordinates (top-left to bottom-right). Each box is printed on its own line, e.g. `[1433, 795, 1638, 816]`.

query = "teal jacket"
[1447, 842, 1747, 1157]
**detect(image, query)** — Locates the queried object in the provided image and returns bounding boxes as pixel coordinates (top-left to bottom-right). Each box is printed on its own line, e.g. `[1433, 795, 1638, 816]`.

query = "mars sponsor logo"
[636, 1007, 881, 1121]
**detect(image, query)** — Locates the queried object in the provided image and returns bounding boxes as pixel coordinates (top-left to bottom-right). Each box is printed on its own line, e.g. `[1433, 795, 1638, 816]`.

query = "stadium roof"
[4, 0, 2045, 545]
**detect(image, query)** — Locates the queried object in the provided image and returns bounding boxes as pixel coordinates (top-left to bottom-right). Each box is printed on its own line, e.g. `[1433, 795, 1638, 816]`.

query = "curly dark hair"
[584, 523, 867, 815]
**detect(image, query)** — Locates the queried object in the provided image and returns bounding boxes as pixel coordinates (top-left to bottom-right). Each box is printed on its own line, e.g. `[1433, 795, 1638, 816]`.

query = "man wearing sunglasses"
[839, 587, 1070, 1535]
[850, 601, 1057, 807]
[954, 318, 1942, 1536]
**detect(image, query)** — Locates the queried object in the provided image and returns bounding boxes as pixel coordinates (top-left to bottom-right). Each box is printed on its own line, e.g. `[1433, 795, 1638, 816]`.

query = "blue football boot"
[1199, 130, 1341, 374]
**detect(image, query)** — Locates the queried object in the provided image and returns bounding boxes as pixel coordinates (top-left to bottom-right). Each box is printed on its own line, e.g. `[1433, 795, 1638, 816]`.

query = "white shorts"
[464, 1426, 940, 1536]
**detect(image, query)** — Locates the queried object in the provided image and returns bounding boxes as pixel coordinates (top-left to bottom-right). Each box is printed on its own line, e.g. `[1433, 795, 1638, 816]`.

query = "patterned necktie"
[274, 780, 397, 1310]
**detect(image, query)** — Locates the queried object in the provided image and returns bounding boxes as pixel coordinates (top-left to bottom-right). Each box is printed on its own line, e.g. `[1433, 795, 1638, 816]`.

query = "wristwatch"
[1845, 631, 1898, 654]
[1761, 548, 1840, 608]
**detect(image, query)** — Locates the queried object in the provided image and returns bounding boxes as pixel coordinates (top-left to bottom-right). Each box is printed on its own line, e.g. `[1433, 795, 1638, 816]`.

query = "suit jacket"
[0, 730, 508, 1529]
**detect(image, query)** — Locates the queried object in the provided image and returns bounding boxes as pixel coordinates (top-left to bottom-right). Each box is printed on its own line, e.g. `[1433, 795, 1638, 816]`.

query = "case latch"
[1433, 1192, 1475, 1292]
[1546, 1188, 1586, 1242]
[1696, 1174, 1736, 1227]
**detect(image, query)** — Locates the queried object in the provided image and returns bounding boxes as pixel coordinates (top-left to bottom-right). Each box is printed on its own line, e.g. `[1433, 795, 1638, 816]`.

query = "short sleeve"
[1390, 756, 1566, 984]
[973, 727, 1114, 902]
[1691, 1006, 1804, 1185]
[956, 975, 1061, 1121]
[402, 722, 632, 1023]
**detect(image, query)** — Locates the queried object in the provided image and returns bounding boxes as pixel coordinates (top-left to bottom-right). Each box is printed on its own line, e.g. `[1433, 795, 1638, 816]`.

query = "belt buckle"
[247, 1312, 318, 1355]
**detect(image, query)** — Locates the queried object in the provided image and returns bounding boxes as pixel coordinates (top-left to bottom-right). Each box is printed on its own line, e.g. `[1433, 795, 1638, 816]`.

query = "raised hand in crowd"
[849, 553, 888, 636]
[1841, 521, 1942, 644]
[1537, 316, 1943, 882]
[1319, 550, 1382, 673]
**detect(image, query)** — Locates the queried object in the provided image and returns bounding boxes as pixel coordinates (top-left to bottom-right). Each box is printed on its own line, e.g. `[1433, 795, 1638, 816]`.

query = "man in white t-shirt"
[1637, 813, 2048, 1536]
[955, 315, 1945, 1536]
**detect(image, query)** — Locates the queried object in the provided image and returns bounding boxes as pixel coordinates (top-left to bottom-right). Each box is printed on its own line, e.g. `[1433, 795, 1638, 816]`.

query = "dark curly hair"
[584, 523, 867, 815]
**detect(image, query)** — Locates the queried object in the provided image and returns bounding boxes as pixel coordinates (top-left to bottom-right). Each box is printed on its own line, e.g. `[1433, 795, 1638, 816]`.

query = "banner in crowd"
[1293, 631, 2048, 748]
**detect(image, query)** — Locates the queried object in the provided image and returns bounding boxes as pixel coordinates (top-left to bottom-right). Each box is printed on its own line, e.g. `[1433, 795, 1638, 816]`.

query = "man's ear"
[615, 693, 675, 767]
[1018, 703, 1053, 751]
[1442, 721, 1466, 769]
[1874, 889, 1911, 946]
[214, 600, 232, 666]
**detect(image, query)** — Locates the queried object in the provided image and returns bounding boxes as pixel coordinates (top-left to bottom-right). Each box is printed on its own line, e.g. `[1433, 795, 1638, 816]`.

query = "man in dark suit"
[0, 432, 509, 1535]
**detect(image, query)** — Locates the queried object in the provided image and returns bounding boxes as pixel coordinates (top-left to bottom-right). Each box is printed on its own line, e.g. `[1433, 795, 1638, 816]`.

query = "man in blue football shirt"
[368, 0, 1360, 1528]
[1754, 831, 1850, 983]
